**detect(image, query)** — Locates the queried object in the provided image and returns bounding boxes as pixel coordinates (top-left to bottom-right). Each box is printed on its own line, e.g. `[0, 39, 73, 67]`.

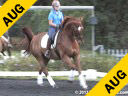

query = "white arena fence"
[107, 49, 128, 60]
[0, 70, 107, 80]
[103, 49, 128, 60]
[94, 45, 128, 60]
[30, 6, 94, 10]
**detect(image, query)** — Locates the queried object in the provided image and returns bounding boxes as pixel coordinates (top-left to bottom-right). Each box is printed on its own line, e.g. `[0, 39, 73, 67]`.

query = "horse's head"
[71, 17, 84, 44]
[63, 16, 84, 44]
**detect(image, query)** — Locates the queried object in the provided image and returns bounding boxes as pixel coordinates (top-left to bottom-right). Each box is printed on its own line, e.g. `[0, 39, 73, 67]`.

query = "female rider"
[45, 0, 64, 58]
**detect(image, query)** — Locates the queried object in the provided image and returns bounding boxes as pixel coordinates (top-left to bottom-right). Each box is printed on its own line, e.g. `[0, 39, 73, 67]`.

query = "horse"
[20, 16, 88, 89]
[0, 36, 12, 57]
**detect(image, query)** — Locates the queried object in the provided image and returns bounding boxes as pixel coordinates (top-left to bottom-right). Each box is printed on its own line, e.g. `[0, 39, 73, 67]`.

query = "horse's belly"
[50, 50, 60, 60]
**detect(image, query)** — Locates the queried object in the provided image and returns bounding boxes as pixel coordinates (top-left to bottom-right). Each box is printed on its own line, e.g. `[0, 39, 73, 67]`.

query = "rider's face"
[54, 6, 60, 11]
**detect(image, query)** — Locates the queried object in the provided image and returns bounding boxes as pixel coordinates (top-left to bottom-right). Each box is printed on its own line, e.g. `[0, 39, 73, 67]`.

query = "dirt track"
[0, 78, 127, 96]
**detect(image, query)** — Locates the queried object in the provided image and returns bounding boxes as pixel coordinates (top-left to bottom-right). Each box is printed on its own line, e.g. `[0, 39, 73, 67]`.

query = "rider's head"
[52, 0, 61, 11]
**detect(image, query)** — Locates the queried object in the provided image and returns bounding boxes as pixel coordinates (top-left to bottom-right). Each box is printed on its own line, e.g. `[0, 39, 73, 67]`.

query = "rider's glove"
[56, 24, 61, 29]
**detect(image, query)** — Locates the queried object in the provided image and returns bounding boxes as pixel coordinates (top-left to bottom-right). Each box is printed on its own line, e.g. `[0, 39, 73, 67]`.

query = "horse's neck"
[65, 29, 74, 40]
[59, 30, 75, 45]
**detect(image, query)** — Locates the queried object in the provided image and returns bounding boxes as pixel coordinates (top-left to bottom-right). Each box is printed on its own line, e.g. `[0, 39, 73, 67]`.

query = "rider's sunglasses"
[55, 6, 59, 7]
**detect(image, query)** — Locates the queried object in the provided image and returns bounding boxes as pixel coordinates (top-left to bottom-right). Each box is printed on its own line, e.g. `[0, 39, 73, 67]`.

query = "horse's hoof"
[37, 82, 44, 86]
[82, 87, 88, 90]
[38, 84, 44, 86]
[82, 85, 88, 90]
[53, 84, 59, 88]
[68, 80, 74, 83]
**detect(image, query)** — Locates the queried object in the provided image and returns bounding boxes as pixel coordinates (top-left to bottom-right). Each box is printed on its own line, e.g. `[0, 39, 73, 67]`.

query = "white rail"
[0, 70, 106, 78]
[94, 45, 128, 60]
[30, 6, 94, 10]
[107, 49, 128, 57]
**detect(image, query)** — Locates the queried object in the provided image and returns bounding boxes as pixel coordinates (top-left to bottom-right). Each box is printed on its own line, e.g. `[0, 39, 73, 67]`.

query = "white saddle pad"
[41, 31, 59, 49]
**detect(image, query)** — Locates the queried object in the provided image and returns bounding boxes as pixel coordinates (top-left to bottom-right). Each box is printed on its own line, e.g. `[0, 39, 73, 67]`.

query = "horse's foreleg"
[61, 55, 76, 82]
[68, 70, 75, 82]
[74, 54, 88, 89]
[61, 55, 76, 70]
[74, 54, 81, 74]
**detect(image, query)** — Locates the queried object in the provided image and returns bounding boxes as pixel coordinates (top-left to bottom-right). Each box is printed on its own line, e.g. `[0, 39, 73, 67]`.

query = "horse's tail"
[20, 27, 34, 53]
[23, 27, 34, 41]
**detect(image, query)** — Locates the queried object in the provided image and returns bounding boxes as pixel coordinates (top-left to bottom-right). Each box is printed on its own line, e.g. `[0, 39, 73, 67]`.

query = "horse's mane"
[62, 16, 77, 29]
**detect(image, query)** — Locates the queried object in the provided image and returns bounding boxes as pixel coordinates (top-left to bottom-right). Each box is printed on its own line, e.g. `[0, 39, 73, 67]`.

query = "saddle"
[41, 31, 60, 49]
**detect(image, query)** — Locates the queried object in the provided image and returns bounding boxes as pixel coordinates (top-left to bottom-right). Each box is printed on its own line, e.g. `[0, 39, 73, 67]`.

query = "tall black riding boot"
[45, 38, 52, 59]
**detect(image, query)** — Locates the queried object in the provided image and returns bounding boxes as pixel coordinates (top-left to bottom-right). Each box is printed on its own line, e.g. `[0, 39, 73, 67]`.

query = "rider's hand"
[56, 24, 61, 29]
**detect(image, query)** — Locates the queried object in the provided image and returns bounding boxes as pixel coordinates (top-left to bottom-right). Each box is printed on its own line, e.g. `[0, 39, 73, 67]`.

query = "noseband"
[71, 24, 83, 42]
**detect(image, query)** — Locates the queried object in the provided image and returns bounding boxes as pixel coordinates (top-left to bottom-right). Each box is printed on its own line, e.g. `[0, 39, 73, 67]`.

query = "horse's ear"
[79, 17, 84, 22]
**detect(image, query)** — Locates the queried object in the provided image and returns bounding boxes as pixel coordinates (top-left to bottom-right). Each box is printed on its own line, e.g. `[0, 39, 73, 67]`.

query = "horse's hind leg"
[2, 51, 6, 56]
[7, 48, 11, 57]
[74, 54, 88, 89]
[36, 56, 48, 86]
[36, 56, 57, 88]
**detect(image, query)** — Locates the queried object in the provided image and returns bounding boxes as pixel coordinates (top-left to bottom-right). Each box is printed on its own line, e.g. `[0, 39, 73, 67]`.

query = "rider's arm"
[48, 20, 57, 28]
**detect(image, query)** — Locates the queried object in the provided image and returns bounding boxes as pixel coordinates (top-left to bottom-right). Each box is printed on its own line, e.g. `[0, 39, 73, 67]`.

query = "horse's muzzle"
[77, 36, 84, 45]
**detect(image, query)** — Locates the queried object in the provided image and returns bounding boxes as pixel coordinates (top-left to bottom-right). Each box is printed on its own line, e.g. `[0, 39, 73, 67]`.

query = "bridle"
[71, 23, 84, 44]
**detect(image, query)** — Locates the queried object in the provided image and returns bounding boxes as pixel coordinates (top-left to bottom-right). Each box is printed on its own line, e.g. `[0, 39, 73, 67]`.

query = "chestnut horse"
[20, 16, 87, 89]
[0, 36, 11, 57]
